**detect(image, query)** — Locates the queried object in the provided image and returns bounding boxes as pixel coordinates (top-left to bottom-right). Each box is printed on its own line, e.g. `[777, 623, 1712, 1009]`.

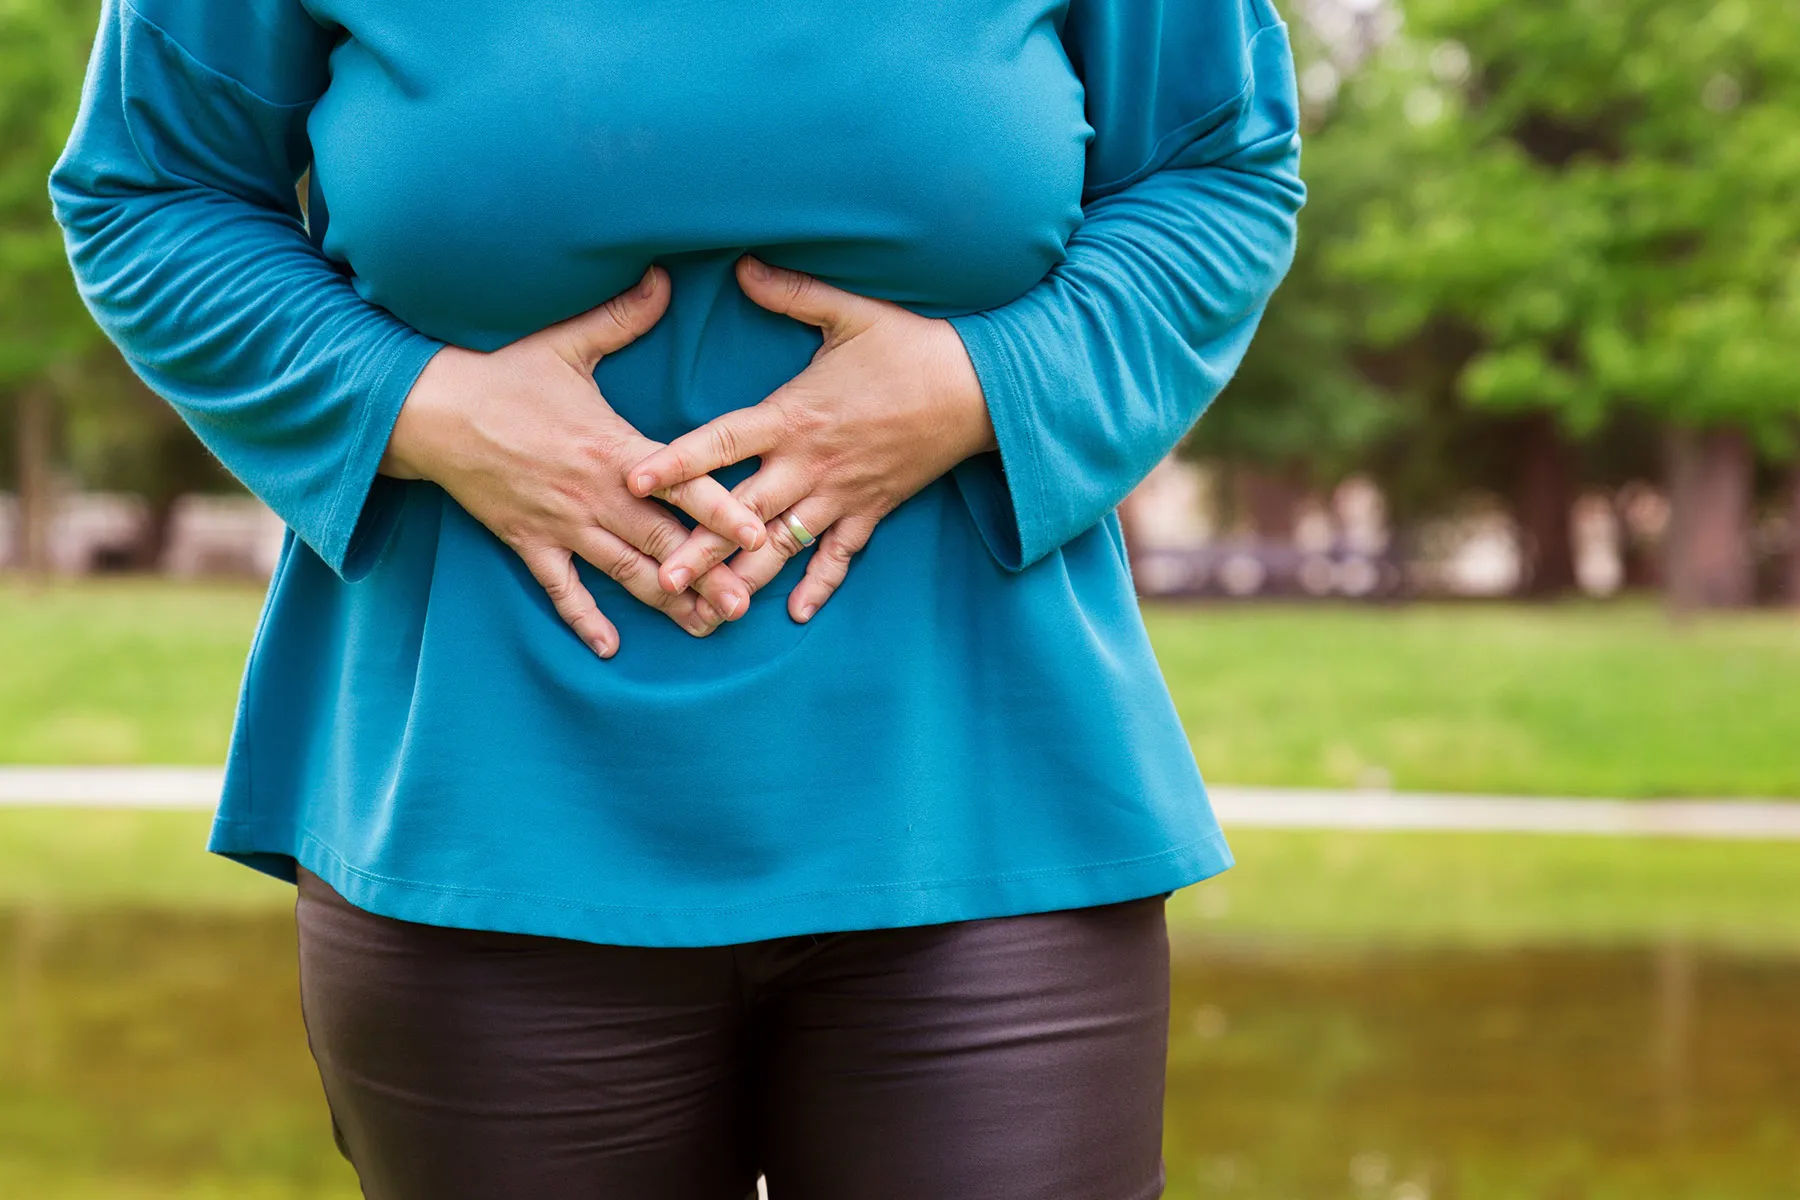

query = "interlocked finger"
[629, 402, 789, 497]
[518, 544, 619, 658]
[605, 499, 750, 625]
[787, 516, 877, 622]
[655, 462, 812, 595]
[653, 472, 765, 554]
[566, 525, 714, 638]
[726, 497, 839, 599]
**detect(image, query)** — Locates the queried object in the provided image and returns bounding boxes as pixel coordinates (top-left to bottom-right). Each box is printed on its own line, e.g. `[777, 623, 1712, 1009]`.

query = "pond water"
[2, 911, 1796, 1199]
[1165, 942, 1800, 1200]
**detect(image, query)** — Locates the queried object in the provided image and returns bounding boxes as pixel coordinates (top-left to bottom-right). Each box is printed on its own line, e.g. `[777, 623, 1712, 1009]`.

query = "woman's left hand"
[625, 257, 996, 624]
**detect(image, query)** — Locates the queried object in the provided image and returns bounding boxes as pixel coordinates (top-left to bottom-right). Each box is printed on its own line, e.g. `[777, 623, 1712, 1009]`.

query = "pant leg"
[294, 867, 757, 1200]
[753, 894, 1171, 1200]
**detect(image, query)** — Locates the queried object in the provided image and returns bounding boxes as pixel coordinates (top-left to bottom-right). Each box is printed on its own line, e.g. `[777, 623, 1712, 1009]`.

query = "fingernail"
[635, 268, 656, 297]
[744, 257, 772, 281]
[695, 599, 719, 624]
[590, 636, 615, 658]
[634, 473, 657, 495]
[798, 603, 817, 622]
[737, 523, 763, 549]
[722, 592, 743, 618]
[667, 566, 692, 591]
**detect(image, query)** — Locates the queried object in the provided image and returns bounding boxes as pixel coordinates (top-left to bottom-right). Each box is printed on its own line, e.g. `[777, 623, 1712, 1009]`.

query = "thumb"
[543, 266, 671, 372]
[736, 256, 885, 335]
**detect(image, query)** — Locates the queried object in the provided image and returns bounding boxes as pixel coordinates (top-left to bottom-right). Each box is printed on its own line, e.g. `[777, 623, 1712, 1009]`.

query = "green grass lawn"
[0, 579, 261, 766]
[1147, 600, 1800, 797]
[4, 808, 1797, 951]
[4, 578, 1800, 796]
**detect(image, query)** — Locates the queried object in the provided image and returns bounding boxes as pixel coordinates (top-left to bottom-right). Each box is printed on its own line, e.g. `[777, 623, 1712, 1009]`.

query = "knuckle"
[549, 583, 587, 618]
[842, 522, 876, 552]
[603, 294, 636, 335]
[639, 521, 684, 562]
[547, 471, 599, 518]
[603, 544, 643, 583]
[740, 487, 779, 521]
[667, 448, 703, 481]
[691, 546, 729, 579]
[767, 523, 802, 558]
[701, 488, 740, 526]
[573, 429, 622, 468]
[710, 424, 741, 465]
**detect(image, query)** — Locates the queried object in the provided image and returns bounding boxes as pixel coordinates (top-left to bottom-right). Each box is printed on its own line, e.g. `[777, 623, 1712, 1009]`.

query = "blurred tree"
[1188, 6, 1411, 541]
[1786, 465, 1800, 604]
[1187, 128, 1406, 539]
[60, 347, 235, 563]
[1191, 2, 1611, 590]
[0, 0, 103, 569]
[0, 0, 228, 568]
[1332, 0, 1800, 608]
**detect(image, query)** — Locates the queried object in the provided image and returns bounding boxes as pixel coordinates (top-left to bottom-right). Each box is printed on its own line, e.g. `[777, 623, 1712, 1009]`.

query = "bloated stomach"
[305, 0, 1090, 349]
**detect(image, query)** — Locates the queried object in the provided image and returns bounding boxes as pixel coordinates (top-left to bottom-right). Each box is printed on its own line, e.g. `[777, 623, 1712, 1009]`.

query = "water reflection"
[3, 910, 1797, 1198]
[1166, 941, 1800, 1199]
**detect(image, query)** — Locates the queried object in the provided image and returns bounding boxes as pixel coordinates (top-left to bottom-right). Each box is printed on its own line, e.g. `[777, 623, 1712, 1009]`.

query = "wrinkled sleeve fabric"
[949, 0, 1305, 571]
[48, 0, 444, 581]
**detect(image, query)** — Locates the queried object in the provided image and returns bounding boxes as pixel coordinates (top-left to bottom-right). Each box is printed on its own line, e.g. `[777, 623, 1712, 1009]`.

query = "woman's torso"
[210, 0, 1228, 946]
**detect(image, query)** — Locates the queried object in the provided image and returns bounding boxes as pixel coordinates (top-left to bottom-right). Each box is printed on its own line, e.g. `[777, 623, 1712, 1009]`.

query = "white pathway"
[3, 766, 1800, 840]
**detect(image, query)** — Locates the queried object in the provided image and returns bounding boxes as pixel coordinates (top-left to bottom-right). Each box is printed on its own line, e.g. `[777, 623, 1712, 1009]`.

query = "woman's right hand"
[378, 267, 766, 657]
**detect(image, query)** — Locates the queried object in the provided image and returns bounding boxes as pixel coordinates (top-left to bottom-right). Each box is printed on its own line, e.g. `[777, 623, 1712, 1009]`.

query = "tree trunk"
[1515, 412, 1577, 597]
[1614, 487, 1664, 592]
[14, 383, 55, 574]
[1786, 462, 1800, 608]
[1664, 425, 1754, 612]
[1233, 465, 1302, 541]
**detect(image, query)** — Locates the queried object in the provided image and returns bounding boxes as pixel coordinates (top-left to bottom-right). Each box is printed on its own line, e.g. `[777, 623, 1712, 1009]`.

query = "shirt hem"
[208, 816, 1233, 948]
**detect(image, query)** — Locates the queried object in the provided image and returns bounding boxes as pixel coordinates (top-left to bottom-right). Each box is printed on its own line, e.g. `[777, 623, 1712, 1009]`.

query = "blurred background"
[2, 0, 1798, 1197]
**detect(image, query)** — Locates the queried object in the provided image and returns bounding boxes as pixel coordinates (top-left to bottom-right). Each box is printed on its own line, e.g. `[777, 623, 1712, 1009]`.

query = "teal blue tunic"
[50, 0, 1302, 946]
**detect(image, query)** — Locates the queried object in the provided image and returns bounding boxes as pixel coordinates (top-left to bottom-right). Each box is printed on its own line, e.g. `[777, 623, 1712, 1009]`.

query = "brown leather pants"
[295, 866, 1170, 1200]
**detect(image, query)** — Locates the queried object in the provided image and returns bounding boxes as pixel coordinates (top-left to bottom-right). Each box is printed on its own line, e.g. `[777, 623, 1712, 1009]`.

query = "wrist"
[930, 319, 997, 461]
[380, 346, 470, 481]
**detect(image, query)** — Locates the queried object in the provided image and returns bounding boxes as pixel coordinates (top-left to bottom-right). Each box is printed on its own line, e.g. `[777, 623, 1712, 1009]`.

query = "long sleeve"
[48, 0, 444, 581]
[948, 0, 1304, 571]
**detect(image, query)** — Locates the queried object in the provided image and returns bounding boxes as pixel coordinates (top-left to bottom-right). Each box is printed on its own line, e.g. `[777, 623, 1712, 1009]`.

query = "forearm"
[49, 0, 445, 580]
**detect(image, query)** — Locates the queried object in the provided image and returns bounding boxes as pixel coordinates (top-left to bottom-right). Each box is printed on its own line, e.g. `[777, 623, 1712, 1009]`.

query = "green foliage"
[1332, 0, 1800, 451]
[1191, 19, 1419, 488]
[56, 345, 236, 504]
[1189, 121, 1405, 485]
[0, 0, 99, 385]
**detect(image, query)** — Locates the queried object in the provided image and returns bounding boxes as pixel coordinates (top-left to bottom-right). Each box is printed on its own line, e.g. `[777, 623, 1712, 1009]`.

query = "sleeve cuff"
[316, 330, 445, 582]
[946, 310, 1052, 573]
